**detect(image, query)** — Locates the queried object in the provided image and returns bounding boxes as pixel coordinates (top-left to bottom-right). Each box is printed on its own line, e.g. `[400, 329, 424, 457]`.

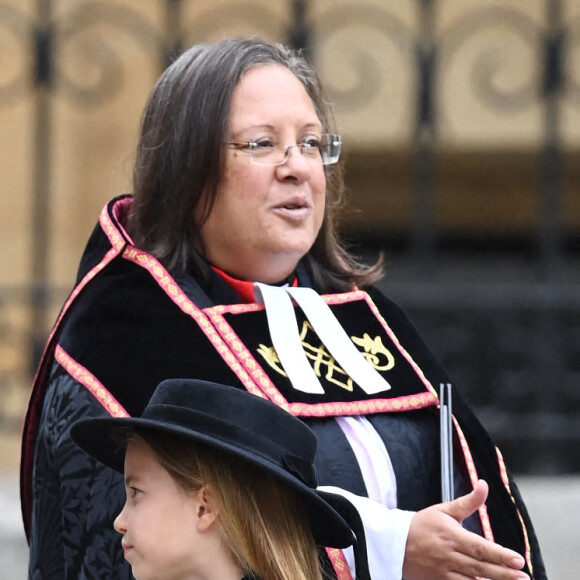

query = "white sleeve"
[318, 485, 415, 580]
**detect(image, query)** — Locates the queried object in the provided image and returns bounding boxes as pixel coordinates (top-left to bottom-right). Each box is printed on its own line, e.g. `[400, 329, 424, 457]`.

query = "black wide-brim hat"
[70, 378, 354, 549]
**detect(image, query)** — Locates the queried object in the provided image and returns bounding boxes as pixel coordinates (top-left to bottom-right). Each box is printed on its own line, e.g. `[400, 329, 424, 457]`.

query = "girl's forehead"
[124, 437, 160, 475]
[124, 437, 185, 493]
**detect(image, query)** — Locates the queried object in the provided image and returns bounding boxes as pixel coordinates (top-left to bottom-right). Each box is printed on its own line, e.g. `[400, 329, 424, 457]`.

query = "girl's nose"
[114, 506, 127, 534]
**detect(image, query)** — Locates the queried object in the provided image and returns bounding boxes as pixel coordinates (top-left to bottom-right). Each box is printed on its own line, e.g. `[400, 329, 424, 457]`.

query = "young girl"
[70, 377, 358, 580]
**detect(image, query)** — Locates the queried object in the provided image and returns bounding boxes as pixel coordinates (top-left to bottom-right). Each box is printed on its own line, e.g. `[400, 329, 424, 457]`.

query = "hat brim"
[70, 416, 355, 549]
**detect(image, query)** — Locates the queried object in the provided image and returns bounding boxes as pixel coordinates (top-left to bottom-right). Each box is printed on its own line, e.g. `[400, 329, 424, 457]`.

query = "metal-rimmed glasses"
[224, 133, 342, 166]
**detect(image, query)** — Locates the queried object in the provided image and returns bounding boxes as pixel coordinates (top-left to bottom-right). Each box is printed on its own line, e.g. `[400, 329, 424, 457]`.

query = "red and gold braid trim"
[32, 244, 122, 386]
[205, 291, 439, 417]
[120, 246, 265, 399]
[325, 547, 353, 580]
[100, 196, 133, 251]
[206, 303, 290, 409]
[496, 447, 533, 574]
[453, 417, 494, 541]
[288, 392, 437, 417]
[362, 292, 439, 398]
[31, 199, 129, 386]
[55, 345, 129, 418]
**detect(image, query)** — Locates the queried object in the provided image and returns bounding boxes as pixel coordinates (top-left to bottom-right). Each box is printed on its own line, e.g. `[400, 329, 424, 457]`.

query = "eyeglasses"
[224, 133, 342, 166]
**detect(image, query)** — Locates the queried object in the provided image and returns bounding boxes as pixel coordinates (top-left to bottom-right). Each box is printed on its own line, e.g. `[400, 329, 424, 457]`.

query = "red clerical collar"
[211, 266, 298, 303]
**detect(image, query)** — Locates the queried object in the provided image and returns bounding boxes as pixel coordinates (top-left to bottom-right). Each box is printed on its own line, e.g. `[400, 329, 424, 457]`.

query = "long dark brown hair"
[129, 36, 382, 292]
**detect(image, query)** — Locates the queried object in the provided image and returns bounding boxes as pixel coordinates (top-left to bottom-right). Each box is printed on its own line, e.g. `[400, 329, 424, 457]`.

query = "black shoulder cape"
[21, 195, 543, 578]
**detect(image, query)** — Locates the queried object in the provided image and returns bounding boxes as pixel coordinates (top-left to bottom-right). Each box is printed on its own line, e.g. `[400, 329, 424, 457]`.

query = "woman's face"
[198, 64, 327, 283]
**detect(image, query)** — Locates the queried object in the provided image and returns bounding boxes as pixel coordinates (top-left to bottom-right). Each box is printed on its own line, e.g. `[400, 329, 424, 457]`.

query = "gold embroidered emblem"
[257, 321, 395, 392]
[351, 333, 395, 371]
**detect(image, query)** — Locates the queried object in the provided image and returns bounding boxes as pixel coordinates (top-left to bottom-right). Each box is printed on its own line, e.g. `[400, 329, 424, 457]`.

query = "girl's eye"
[128, 487, 141, 499]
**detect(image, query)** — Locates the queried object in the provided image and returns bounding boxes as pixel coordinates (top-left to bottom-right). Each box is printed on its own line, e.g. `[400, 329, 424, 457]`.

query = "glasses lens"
[247, 134, 342, 166]
[249, 140, 277, 164]
[320, 134, 341, 165]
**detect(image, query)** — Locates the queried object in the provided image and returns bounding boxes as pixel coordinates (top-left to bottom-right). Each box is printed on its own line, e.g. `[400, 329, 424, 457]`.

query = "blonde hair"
[134, 430, 324, 580]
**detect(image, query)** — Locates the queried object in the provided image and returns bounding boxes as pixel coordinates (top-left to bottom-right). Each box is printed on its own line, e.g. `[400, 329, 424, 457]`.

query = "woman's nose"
[276, 145, 312, 181]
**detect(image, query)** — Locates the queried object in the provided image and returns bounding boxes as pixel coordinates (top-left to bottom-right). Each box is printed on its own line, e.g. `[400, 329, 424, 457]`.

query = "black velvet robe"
[21, 195, 546, 579]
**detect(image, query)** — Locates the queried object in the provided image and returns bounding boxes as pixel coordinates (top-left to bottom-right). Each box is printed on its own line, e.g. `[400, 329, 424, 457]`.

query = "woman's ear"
[194, 484, 220, 532]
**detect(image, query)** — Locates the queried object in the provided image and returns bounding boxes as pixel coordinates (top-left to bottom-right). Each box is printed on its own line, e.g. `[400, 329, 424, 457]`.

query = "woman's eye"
[302, 136, 321, 149]
[251, 138, 275, 150]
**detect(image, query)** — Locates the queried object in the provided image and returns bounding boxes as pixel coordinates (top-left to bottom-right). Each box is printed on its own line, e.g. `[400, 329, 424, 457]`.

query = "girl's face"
[197, 64, 327, 283]
[114, 438, 229, 580]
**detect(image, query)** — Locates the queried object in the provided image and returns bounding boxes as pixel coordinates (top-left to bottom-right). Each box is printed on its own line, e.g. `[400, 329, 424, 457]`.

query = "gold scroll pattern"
[257, 320, 395, 392]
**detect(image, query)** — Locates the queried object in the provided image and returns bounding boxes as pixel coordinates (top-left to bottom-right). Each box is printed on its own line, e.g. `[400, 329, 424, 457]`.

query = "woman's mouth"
[274, 199, 310, 219]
